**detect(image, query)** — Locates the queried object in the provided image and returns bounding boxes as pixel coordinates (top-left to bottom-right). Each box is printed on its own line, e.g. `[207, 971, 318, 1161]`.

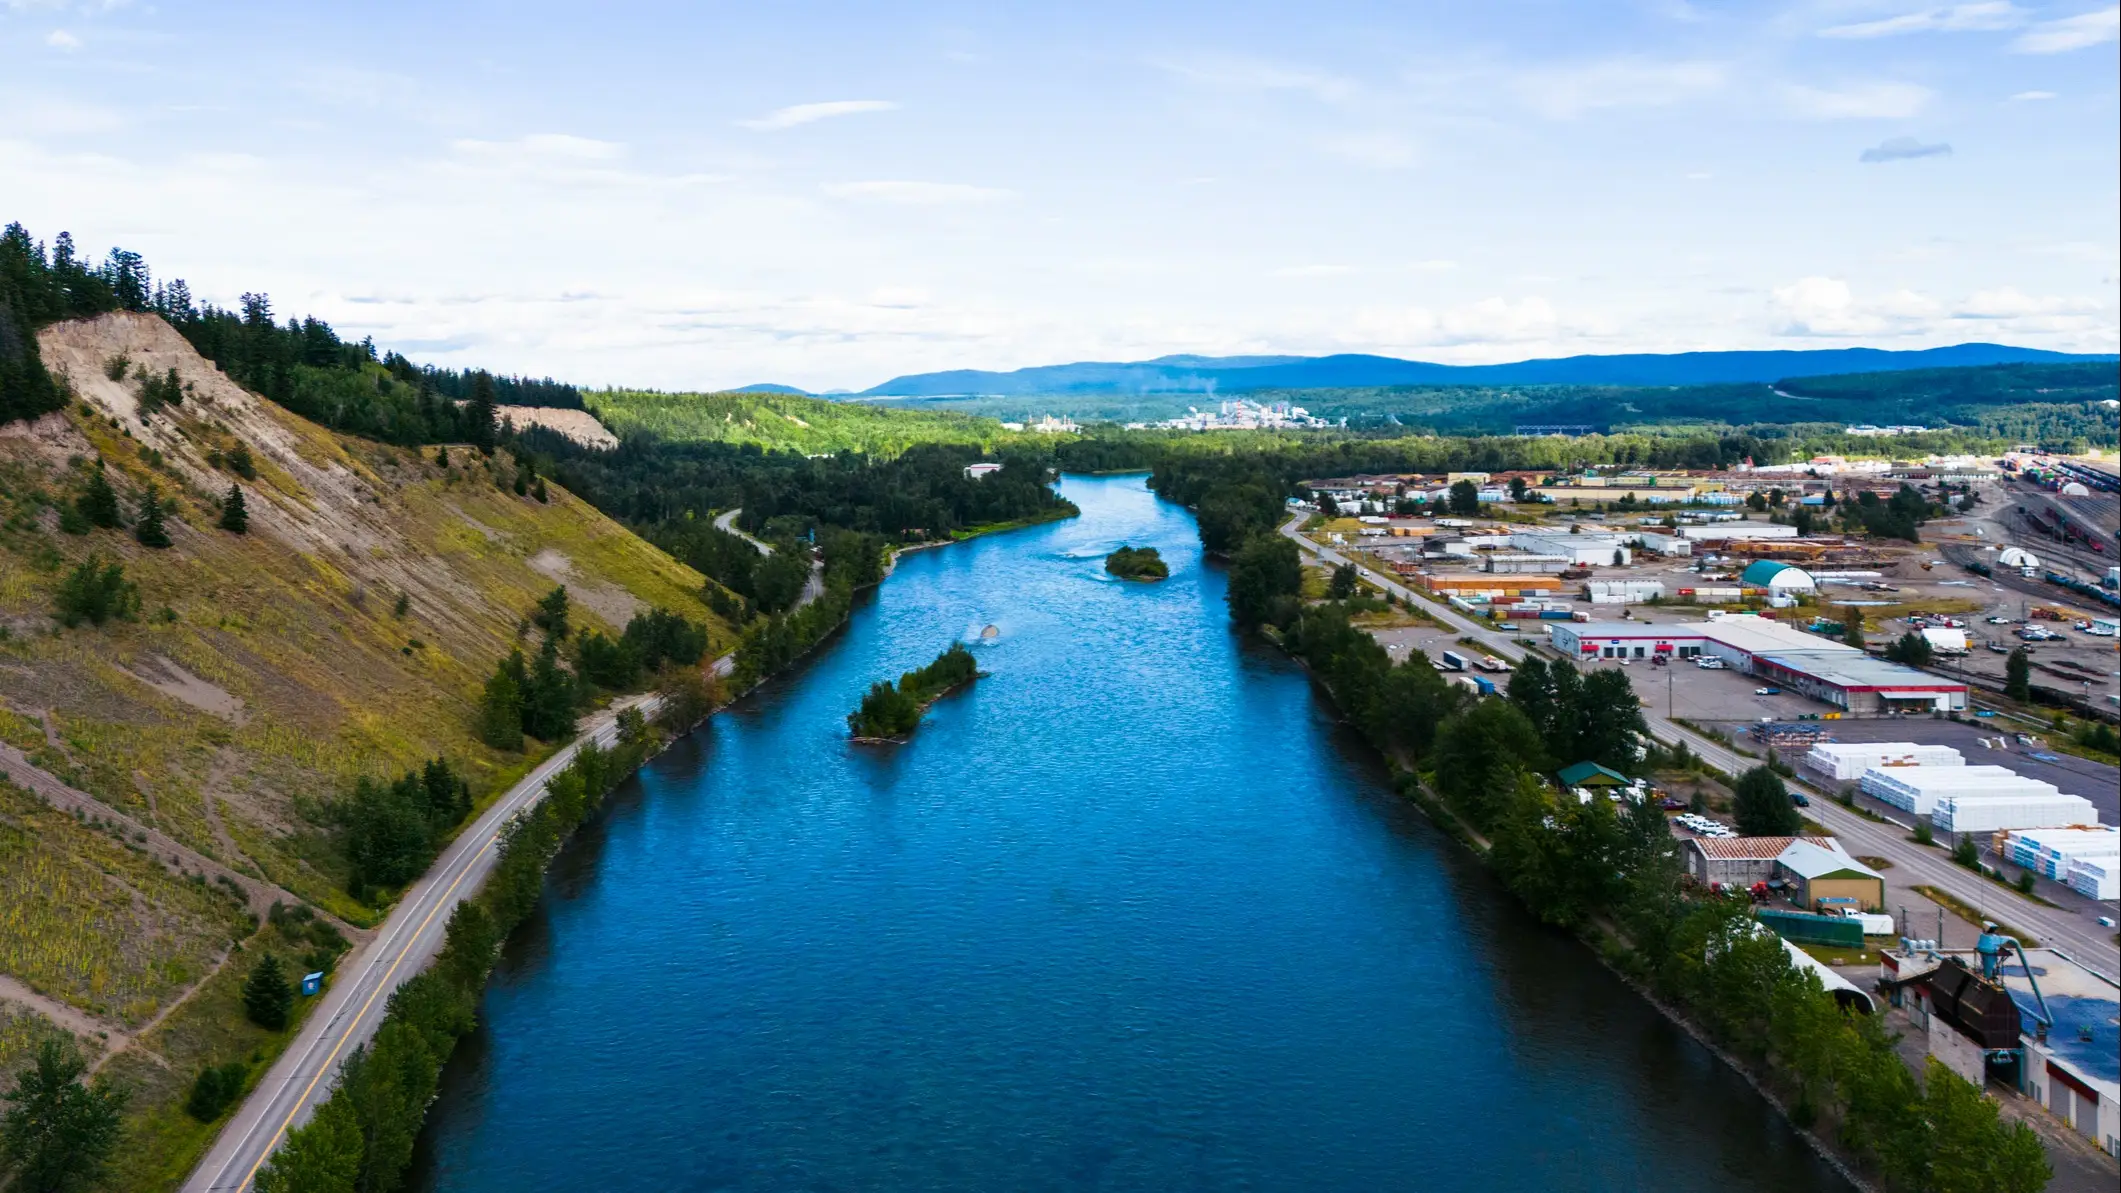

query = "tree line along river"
[409, 474, 1853, 1192]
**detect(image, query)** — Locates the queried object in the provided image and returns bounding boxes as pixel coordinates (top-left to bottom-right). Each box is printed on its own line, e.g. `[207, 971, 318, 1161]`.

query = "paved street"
[1280, 516, 2121, 982]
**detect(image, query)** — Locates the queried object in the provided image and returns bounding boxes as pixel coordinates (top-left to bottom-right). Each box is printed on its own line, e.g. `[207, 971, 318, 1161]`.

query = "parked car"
[1753, 687, 1781, 696]
[1695, 657, 1727, 669]
[1658, 797, 1688, 811]
[1789, 792, 1810, 807]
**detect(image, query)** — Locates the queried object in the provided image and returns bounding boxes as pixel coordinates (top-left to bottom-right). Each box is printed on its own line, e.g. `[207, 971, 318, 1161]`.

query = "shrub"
[52, 555, 139, 627]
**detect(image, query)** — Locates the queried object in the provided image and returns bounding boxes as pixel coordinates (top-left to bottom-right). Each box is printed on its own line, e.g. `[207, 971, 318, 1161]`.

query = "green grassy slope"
[0, 312, 737, 1189]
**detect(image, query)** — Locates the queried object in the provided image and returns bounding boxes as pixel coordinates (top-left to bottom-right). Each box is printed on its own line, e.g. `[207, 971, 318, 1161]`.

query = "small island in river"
[848, 642, 982, 742]
[1104, 545, 1169, 581]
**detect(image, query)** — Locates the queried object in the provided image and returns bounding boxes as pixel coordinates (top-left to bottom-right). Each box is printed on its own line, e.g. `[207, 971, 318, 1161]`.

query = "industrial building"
[1881, 942, 2118, 1158]
[1508, 532, 1633, 567]
[1545, 615, 1970, 713]
[1684, 835, 1838, 887]
[1738, 560, 1817, 594]
[1680, 523, 1800, 542]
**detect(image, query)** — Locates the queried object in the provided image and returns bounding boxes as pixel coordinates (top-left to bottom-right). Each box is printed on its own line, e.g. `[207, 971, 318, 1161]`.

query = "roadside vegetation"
[1161, 446, 2053, 1193]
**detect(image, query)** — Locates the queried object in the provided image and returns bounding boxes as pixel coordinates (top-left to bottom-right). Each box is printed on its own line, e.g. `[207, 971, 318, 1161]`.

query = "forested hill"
[586, 387, 1007, 455]
[1, 221, 579, 440]
[851, 342, 2107, 397]
[0, 310, 738, 1188]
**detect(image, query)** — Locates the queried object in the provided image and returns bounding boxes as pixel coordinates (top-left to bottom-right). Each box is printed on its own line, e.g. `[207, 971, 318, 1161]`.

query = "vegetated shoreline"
[242, 515, 1076, 1188]
[1271, 642, 1883, 1192]
[882, 500, 1080, 575]
[848, 672, 983, 745]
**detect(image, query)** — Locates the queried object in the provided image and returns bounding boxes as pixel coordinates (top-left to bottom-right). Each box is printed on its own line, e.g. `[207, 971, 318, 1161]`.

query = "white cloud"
[1954, 286, 2100, 318]
[2008, 90, 2058, 100]
[821, 180, 1013, 204]
[1271, 264, 1358, 277]
[1860, 136, 1952, 162]
[738, 100, 897, 131]
[1771, 277, 1941, 337]
[45, 28, 80, 49]
[1349, 296, 1571, 349]
[1818, 3, 2025, 39]
[1513, 58, 1724, 119]
[1784, 82, 1934, 119]
[2010, 6, 2119, 52]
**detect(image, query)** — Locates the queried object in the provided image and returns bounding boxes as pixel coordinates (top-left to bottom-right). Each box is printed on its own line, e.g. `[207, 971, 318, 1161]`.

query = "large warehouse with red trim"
[1545, 615, 1969, 714]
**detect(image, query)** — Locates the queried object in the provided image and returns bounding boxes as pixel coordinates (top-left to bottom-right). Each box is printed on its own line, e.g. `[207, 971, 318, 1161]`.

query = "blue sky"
[4, 1, 2115, 390]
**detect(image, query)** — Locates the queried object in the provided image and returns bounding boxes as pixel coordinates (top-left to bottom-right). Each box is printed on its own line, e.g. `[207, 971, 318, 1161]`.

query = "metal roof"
[1689, 835, 1836, 860]
[1753, 650, 1968, 694]
[1776, 839, 1884, 881]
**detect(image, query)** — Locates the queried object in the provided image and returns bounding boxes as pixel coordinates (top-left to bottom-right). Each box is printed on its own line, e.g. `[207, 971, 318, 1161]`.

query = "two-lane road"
[185, 696, 658, 1193]
[1279, 516, 2118, 980]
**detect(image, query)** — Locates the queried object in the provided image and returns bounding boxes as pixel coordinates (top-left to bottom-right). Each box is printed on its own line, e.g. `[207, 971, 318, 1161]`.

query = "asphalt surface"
[184, 697, 661, 1193]
[1281, 517, 2120, 982]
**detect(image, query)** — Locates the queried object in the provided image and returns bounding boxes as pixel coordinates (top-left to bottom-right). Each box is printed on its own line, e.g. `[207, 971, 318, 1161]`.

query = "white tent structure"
[1997, 546, 2040, 570]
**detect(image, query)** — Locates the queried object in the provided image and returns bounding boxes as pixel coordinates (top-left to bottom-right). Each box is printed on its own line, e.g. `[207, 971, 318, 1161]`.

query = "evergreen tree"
[2004, 647, 2031, 702]
[1448, 479, 1481, 515]
[1226, 535, 1301, 628]
[1328, 563, 1358, 600]
[78, 464, 119, 529]
[0, 1038, 127, 1193]
[1732, 764, 1800, 837]
[243, 953, 294, 1031]
[134, 485, 171, 548]
[218, 484, 249, 534]
[478, 652, 525, 751]
[468, 371, 498, 455]
[520, 637, 577, 741]
[531, 586, 570, 640]
[1840, 605, 1864, 649]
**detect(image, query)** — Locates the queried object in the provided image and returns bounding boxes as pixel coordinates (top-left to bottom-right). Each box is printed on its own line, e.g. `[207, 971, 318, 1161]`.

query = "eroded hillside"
[0, 312, 732, 1187]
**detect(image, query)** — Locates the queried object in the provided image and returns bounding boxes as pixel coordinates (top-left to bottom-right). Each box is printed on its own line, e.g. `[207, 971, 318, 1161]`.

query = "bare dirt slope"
[0, 312, 734, 1189]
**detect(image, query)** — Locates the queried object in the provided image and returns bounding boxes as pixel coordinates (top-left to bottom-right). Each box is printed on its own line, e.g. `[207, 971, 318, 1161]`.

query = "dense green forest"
[1, 222, 579, 439]
[1180, 442, 2049, 1191]
[875, 360, 2116, 448]
[847, 642, 981, 740]
[512, 428, 1078, 604]
[1104, 545, 1169, 580]
[588, 388, 1005, 455]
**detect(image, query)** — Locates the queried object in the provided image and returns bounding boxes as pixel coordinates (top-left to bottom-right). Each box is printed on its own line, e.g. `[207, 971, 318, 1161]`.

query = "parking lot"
[1567, 645, 2119, 823]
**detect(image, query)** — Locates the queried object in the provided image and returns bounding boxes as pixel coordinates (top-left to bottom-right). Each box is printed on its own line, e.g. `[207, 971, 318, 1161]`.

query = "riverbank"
[411, 473, 1854, 1193]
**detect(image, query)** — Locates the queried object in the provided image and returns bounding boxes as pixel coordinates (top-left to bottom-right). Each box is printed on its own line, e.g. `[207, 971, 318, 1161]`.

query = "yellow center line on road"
[232, 829, 498, 1191]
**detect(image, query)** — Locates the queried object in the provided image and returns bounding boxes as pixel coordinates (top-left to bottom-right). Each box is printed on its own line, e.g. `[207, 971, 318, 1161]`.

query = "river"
[411, 474, 1853, 1192]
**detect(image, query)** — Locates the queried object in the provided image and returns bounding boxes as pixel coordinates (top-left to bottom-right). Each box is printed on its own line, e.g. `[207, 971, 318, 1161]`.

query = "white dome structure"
[1997, 547, 2040, 569]
[2060, 482, 2091, 496]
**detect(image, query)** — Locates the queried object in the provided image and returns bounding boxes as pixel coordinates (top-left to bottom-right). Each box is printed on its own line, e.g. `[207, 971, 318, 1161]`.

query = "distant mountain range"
[745, 343, 2111, 398]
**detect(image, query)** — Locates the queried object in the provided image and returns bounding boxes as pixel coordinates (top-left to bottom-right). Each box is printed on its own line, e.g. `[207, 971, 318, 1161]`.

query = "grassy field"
[0, 312, 742, 1189]
[587, 388, 1015, 455]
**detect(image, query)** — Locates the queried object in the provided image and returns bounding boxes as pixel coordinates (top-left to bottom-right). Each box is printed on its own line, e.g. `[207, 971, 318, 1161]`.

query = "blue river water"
[411, 474, 1852, 1192]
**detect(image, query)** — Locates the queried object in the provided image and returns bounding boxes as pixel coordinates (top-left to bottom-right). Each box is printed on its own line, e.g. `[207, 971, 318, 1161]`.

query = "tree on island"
[848, 643, 980, 740]
[1105, 545, 1169, 581]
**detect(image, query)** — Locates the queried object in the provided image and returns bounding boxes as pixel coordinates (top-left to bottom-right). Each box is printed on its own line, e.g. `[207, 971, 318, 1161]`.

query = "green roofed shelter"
[1558, 761, 1630, 788]
[1740, 560, 1816, 593]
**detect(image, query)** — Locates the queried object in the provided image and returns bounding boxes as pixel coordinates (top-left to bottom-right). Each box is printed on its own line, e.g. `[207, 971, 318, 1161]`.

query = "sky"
[3, 1, 2117, 392]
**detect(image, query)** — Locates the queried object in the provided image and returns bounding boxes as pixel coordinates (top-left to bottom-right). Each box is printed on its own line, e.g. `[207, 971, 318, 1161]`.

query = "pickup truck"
[1833, 908, 1896, 936]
